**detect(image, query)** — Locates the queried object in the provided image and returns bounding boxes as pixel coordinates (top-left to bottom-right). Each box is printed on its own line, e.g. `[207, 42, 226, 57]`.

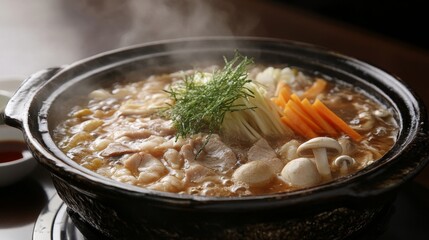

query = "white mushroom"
[338, 137, 355, 156]
[232, 161, 275, 187]
[297, 137, 342, 181]
[334, 155, 356, 175]
[281, 158, 321, 187]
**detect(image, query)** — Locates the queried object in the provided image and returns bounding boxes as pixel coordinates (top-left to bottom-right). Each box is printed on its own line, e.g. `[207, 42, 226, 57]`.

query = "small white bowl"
[1, 78, 22, 124]
[0, 125, 37, 186]
[1, 90, 13, 125]
[0, 80, 37, 187]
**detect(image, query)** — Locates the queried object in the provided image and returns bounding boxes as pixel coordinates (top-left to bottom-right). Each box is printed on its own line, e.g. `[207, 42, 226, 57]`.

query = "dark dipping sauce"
[0, 141, 29, 163]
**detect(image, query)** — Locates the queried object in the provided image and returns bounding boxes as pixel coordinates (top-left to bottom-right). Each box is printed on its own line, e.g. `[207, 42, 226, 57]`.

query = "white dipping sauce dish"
[0, 79, 37, 186]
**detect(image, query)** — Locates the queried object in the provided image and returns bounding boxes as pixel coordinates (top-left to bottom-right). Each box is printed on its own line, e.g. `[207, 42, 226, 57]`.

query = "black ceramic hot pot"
[4, 38, 429, 239]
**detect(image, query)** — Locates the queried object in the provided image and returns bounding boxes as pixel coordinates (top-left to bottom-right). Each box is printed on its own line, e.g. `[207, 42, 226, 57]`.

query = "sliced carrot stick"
[289, 93, 301, 103]
[272, 83, 291, 108]
[275, 80, 286, 96]
[290, 94, 338, 136]
[283, 107, 318, 139]
[286, 100, 323, 134]
[281, 115, 306, 138]
[313, 99, 363, 142]
[301, 78, 327, 99]
[278, 84, 291, 103]
[272, 97, 286, 108]
[300, 98, 339, 137]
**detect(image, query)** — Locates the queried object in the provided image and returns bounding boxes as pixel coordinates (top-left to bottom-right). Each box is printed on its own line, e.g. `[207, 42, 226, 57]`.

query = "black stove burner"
[33, 183, 429, 240]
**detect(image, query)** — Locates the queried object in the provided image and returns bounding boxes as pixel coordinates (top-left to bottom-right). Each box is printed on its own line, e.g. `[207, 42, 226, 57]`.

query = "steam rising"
[117, 0, 258, 46]
[63, 0, 258, 55]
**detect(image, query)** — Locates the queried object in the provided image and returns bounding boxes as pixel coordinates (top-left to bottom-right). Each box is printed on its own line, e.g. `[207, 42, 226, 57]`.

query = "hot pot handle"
[4, 67, 64, 128]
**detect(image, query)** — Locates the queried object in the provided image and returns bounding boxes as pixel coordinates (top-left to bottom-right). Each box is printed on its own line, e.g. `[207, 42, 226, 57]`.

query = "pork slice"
[180, 144, 196, 162]
[201, 135, 237, 173]
[163, 149, 183, 169]
[184, 164, 216, 184]
[137, 153, 167, 184]
[149, 119, 176, 136]
[115, 119, 175, 140]
[124, 153, 143, 172]
[100, 143, 138, 157]
[248, 138, 284, 173]
[117, 130, 152, 139]
[247, 138, 277, 162]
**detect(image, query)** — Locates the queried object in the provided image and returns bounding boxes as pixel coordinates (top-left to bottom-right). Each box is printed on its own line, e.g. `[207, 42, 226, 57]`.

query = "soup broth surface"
[53, 64, 397, 196]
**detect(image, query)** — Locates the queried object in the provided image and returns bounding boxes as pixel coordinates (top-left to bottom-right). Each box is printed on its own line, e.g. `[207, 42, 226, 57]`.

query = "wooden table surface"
[1, 0, 429, 239]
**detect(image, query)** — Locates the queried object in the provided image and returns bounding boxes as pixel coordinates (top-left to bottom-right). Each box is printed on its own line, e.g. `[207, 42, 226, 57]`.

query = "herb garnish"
[166, 53, 255, 142]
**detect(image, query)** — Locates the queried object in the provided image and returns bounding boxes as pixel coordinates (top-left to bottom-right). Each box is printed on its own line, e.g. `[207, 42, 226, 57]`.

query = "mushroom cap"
[232, 161, 275, 187]
[297, 137, 342, 157]
[334, 155, 356, 167]
[281, 157, 321, 187]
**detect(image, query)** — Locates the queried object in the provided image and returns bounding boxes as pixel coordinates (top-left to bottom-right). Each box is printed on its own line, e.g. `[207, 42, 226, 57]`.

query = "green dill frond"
[166, 53, 254, 140]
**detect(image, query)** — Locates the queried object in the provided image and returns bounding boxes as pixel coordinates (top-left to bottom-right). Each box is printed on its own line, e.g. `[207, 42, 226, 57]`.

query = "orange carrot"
[272, 83, 291, 108]
[301, 78, 327, 99]
[286, 100, 323, 134]
[290, 94, 338, 136]
[283, 107, 318, 139]
[275, 80, 286, 96]
[313, 99, 363, 142]
[272, 97, 286, 108]
[275, 82, 361, 141]
[278, 84, 291, 103]
[289, 93, 301, 103]
[281, 116, 306, 138]
[300, 98, 338, 137]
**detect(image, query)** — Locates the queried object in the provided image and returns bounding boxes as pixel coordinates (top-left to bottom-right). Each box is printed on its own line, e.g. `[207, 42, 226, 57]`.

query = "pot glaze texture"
[4, 38, 429, 240]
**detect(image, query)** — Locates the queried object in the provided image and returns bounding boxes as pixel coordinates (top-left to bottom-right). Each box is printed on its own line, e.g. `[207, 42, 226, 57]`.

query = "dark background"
[276, 0, 428, 50]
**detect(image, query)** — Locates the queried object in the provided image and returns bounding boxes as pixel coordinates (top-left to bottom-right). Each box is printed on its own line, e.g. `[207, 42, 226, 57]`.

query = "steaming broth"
[53, 65, 397, 197]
